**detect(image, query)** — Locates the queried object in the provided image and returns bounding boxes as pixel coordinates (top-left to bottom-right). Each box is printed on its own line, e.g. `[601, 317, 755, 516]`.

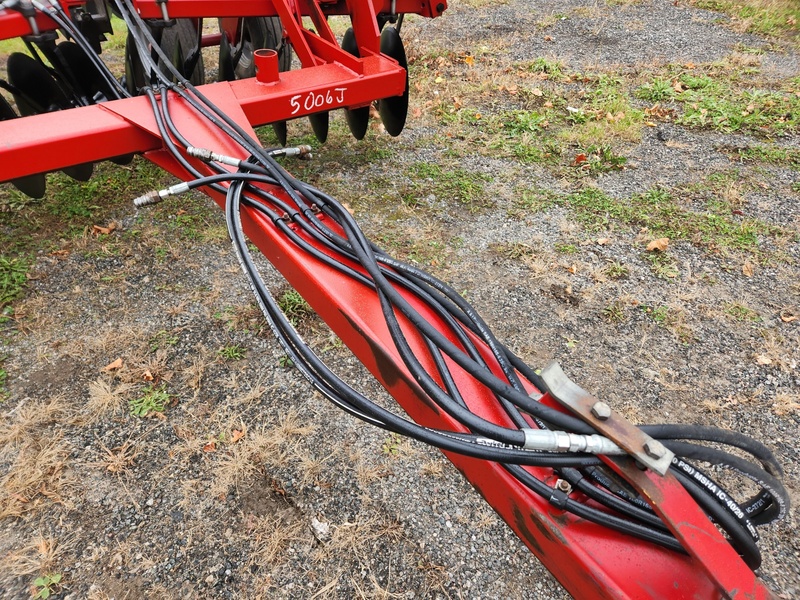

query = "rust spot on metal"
[512, 506, 544, 555]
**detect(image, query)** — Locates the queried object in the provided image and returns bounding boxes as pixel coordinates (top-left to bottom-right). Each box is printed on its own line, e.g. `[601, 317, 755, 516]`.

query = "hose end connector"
[133, 190, 162, 208]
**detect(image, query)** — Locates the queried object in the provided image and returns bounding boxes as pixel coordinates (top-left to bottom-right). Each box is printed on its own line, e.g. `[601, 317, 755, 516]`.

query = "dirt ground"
[1, 0, 799, 598]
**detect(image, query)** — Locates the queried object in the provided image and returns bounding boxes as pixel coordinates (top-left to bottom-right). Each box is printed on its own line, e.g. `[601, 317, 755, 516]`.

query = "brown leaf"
[672, 79, 687, 93]
[567, 264, 577, 274]
[50, 249, 70, 258]
[531, 88, 543, 97]
[92, 223, 117, 236]
[596, 237, 611, 246]
[573, 153, 588, 165]
[142, 370, 154, 382]
[203, 442, 216, 453]
[544, 35, 553, 42]
[755, 355, 772, 366]
[102, 357, 124, 372]
[646, 238, 669, 252]
[779, 309, 797, 323]
[464, 55, 475, 67]
[742, 262, 754, 277]
[231, 429, 245, 444]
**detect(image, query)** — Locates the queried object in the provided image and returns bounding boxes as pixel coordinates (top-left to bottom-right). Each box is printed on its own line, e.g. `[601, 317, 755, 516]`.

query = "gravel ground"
[1, 0, 799, 598]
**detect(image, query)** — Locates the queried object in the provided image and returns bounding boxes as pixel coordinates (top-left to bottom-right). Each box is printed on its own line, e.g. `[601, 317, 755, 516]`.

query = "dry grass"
[0, 396, 68, 449]
[771, 391, 800, 416]
[83, 379, 135, 423]
[0, 435, 71, 519]
[0, 534, 68, 577]
[248, 513, 308, 566]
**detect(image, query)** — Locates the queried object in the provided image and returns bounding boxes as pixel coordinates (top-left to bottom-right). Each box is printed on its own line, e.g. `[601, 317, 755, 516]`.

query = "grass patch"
[690, 0, 800, 41]
[561, 186, 785, 253]
[406, 163, 492, 212]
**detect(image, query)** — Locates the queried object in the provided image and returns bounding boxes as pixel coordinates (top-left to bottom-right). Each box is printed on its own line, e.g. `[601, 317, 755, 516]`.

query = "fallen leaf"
[102, 357, 124, 372]
[176, 209, 187, 216]
[50, 249, 70, 258]
[755, 355, 772, 365]
[203, 442, 216, 452]
[646, 238, 669, 252]
[672, 79, 687, 93]
[543, 101, 554, 108]
[779, 309, 797, 323]
[645, 121, 657, 127]
[573, 153, 588, 165]
[742, 262, 754, 277]
[464, 55, 475, 67]
[412, 107, 422, 118]
[92, 222, 117, 236]
[544, 35, 553, 42]
[596, 237, 611, 246]
[142, 370, 154, 381]
[434, 76, 444, 84]
[531, 88, 543, 97]
[567, 264, 577, 274]
[231, 429, 245, 443]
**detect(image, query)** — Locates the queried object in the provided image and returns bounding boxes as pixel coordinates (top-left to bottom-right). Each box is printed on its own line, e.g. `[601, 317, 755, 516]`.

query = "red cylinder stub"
[254, 49, 280, 84]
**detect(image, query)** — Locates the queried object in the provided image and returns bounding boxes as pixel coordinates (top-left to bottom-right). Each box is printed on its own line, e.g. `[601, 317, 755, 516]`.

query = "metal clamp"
[540, 362, 674, 475]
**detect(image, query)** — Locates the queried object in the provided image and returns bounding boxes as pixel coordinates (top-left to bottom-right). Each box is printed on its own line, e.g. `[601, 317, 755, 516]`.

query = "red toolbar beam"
[131, 85, 772, 599]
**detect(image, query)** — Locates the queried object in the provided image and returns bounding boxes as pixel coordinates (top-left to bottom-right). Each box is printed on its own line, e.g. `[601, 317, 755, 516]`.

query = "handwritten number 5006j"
[290, 88, 347, 115]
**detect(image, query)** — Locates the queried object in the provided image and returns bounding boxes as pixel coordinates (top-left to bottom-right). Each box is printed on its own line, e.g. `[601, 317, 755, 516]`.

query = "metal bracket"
[540, 362, 674, 475]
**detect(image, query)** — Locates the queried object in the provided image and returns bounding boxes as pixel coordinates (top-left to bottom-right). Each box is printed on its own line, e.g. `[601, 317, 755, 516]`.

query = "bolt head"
[591, 401, 611, 420]
[644, 440, 667, 459]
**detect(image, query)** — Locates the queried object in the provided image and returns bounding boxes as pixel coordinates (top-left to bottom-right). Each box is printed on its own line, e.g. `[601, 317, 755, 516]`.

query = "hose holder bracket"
[540, 362, 674, 475]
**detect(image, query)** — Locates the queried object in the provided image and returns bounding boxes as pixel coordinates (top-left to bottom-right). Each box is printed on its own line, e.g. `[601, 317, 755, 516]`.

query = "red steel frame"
[0, 2, 778, 598]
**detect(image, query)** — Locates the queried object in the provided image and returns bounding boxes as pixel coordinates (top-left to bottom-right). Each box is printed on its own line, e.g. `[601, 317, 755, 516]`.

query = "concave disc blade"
[272, 121, 288, 147]
[54, 41, 114, 102]
[308, 111, 329, 144]
[342, 28, 370, 140]
[377, 27, 408, 137]
[7, 52, 70, 115]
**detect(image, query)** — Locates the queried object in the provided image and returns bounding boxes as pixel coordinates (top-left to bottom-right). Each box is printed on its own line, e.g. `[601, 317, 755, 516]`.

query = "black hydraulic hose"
[641, 424, 782, 477]
[507, 464, 685, 552]
[671, 468, 761, 569]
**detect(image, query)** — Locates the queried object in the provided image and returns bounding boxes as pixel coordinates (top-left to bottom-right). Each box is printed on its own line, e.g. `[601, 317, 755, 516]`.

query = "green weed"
[129, 384, 170, 417]
[218, 345, 246, 360]
[724, 302, 761, 322]
[277, 289, 315, 326]
[0, 257, 28, 307]
[604, 261, 629, 279]
[33, 574, 62, 600]
[635, 78, 675, 102]
[148, 330, 178, 352]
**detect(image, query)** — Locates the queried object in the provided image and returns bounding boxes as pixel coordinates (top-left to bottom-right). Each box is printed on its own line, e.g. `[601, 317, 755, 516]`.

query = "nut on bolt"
[555, 479, 572, 494]
[644, 440, 667, 459]
[591, 401, 611, 420]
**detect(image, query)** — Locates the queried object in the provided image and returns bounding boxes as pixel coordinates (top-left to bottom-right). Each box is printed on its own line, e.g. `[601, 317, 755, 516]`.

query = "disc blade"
[377, 27, 408, 137]
[11, 175, 47, 199]
[54, 41, 113, 102]
[341, 28, 370, 140]
[219, 32, 236, 82]
[7, 52, 70, 115]
[62, 163, 94, 182]
[308, 112, 329, 144]
[272, 121, 288, 147]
